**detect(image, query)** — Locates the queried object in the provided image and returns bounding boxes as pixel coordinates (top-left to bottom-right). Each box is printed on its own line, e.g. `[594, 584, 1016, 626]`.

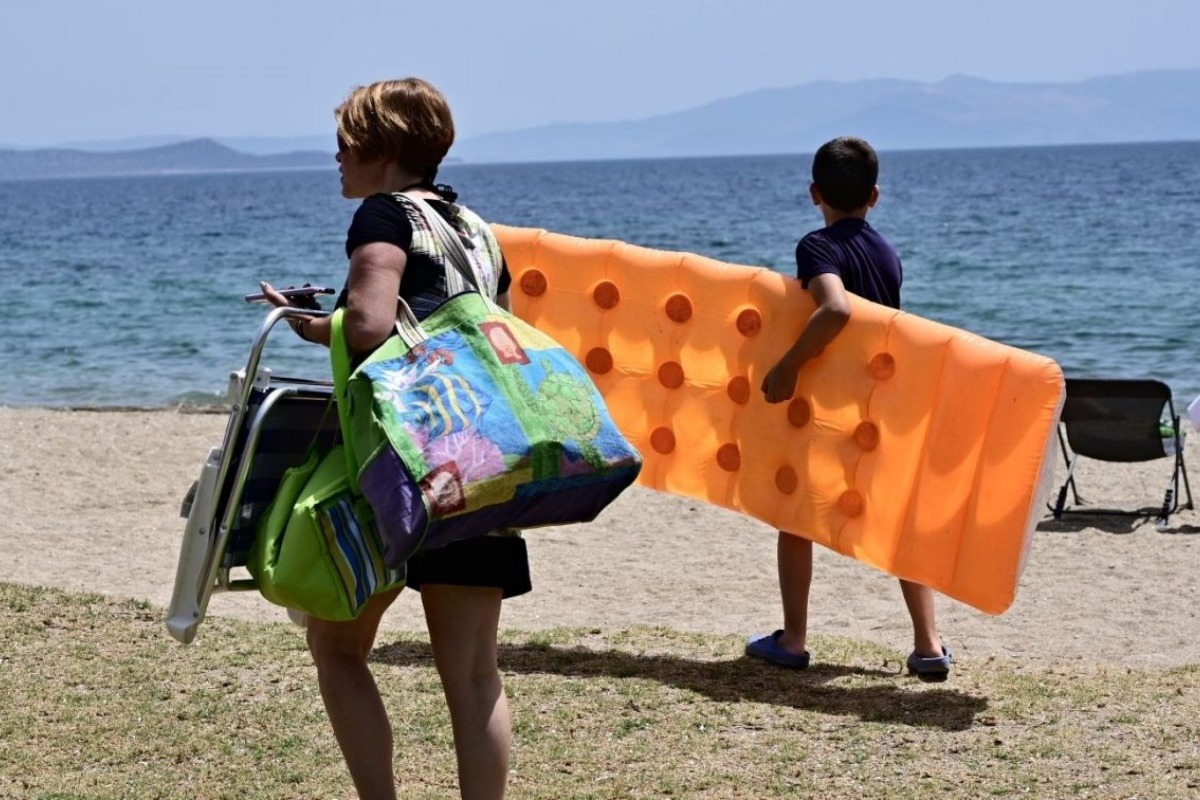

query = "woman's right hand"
[258, 280, 289, 307]
[259, 281, 319, 342]
[258, 281, 323, 310]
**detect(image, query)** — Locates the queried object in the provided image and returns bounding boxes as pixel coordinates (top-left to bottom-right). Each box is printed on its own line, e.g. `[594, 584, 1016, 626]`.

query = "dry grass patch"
[1, 582, 1198, 799]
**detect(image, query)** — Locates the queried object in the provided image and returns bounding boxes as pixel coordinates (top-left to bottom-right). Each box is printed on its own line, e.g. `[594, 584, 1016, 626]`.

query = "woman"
[261, 78, 529, 800]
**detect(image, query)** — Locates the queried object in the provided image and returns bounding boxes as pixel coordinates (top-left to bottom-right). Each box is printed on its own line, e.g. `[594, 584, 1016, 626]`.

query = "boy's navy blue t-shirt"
[795, 218, 902, 309]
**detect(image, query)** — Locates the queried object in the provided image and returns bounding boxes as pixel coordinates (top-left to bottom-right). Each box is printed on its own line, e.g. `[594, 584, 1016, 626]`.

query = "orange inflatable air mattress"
[495, 226, 1064, 615]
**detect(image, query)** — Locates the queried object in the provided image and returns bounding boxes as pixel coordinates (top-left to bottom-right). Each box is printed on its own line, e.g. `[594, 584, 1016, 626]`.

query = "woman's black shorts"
[405, 533, 531, 599]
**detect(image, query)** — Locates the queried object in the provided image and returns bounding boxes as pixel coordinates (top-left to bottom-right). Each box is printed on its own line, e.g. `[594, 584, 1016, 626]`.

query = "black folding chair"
[1052, 378, 1193, 528]
[167, 307, 337, 644]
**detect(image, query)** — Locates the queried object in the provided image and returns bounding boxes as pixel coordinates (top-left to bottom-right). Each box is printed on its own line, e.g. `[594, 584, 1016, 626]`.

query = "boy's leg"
[899, 579, 942, 656]
[306, 586, 403, 800]
[776, 530, 813, 655]
[746, 531, 812, 667]
[422, 584, 510, 800]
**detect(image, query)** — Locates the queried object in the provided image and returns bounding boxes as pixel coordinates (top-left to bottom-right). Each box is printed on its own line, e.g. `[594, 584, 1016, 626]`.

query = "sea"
[1, 141, 1198, 412]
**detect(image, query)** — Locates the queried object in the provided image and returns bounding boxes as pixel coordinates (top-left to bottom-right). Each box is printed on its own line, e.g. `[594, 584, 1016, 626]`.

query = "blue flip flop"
[906, 643, 953, 681]
[745, 630, 811, 669]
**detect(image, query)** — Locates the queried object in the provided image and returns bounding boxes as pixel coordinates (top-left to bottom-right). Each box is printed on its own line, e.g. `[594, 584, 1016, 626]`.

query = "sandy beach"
[2, 406, 1197, 670]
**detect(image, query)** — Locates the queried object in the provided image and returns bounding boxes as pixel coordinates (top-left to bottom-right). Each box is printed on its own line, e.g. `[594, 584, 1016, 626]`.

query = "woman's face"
[336, 136, 388, 199]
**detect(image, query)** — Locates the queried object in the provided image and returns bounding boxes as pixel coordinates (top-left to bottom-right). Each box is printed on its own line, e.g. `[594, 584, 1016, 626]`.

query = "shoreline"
[2, 406, 1198, 670]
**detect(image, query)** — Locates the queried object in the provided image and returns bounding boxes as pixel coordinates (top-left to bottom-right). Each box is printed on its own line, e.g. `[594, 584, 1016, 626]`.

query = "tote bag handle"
[328, 308, 362, 492]
[389, 193, 505, 349]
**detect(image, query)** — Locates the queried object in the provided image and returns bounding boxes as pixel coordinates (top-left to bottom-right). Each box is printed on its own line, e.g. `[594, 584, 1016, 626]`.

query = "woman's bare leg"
[306, 587, 402, 800]
[421, 584, 510, 800]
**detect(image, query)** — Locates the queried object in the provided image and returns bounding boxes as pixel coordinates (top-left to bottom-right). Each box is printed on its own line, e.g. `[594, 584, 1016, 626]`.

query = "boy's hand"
[761, 358, 801, 404]
[760, 275, 851, 404]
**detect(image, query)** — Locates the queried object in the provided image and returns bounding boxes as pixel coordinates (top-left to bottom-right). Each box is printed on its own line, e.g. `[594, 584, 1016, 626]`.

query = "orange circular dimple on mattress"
[853, 421, 880, 451]
[585, 347, 613, 375]
[787, 398, 811, 428]
[868, 352, 896, 380]
[838, 490, 865, 517]
[592, 280, 620, 310]
[735, 306, 762, 337]
[665, 293, 692, 323]
[496, 224, 1066, 616]
[726, 376, 750, 405]
[716, 443, 741, 471]
[658, 361, 685, 389]
[775, 466, 798, 495]
[519, 269, 547, 297]
[650, 427, 675, 454]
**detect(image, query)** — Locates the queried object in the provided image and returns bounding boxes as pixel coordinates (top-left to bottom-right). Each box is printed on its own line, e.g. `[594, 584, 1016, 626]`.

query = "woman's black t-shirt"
[337, 193, 512, 321]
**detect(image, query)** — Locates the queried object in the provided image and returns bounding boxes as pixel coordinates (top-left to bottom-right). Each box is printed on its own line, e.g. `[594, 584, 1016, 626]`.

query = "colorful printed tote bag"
[330, 195, 642, 568]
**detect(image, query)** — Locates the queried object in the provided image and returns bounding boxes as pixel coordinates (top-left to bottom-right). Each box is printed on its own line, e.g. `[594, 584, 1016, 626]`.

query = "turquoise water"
[1, 142, 1198, 409]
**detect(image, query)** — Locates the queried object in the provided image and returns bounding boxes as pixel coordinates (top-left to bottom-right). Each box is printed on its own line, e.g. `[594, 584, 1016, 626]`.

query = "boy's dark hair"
[811, 136, 879, 212]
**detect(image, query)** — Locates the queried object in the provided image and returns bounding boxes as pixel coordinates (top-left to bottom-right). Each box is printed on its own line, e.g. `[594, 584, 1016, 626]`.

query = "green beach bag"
[247, 440, 404, 622]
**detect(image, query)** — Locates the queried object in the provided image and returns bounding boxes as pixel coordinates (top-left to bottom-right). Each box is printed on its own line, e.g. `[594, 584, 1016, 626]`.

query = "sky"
[3, 0, 1199, 147]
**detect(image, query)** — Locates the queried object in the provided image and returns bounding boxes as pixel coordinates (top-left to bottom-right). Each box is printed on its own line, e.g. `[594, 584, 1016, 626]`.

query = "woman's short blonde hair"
[335, 78, 455, 177]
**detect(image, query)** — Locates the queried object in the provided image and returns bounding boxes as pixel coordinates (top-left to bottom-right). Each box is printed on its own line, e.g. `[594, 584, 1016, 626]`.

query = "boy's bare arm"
[761, 273, 851, 403]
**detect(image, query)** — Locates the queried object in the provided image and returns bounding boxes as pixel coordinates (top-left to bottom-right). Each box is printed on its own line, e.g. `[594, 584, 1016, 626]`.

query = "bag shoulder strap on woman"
[387, 193, 507, 350]
[393, 193, 501, 303]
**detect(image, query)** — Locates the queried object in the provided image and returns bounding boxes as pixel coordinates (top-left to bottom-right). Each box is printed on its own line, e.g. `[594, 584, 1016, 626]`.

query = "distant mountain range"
[0, 138, 331, 181]
[2, 69, 1198, 180]
[14, 134, 337, 155]
[455, 69, 1200, 162]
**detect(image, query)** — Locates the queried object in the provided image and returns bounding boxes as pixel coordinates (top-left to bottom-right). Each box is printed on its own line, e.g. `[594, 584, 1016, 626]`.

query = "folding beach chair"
[166, 307, 336, 644]
[1052, 378, 1193, 528]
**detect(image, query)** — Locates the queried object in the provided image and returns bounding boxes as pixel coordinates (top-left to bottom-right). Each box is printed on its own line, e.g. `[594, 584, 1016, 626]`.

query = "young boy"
[747, 136, 953, 681]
